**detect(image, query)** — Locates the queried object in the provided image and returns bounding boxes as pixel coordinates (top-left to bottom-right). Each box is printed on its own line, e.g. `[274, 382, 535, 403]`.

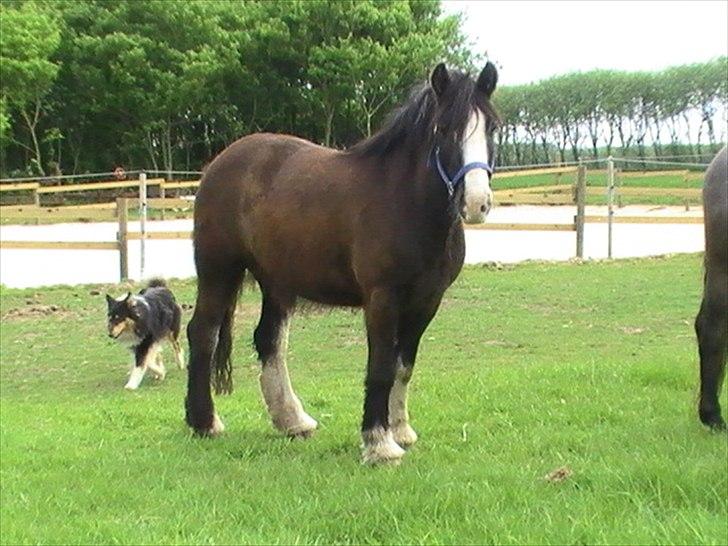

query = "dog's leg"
[147, 344, 166, 380]
[125, 362, 147, 390]
[125, 338, 153, 390]
[170, 334, 185, 369]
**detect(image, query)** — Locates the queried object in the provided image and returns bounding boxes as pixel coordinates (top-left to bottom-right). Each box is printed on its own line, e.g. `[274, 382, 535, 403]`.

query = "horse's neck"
[376, 145, 460, 233]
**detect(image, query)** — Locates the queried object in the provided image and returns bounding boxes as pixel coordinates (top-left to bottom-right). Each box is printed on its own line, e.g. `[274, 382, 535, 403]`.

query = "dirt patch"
[483, 340, 523, 349]
[2, 304, 70, 320]
[544, 465, 573, 483]
[619, 326, 645, 335]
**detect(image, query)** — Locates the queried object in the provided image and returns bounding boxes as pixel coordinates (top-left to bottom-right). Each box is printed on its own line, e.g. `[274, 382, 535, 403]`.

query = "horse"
[695, 145, 727, 430]
[185, 62, 500, 463]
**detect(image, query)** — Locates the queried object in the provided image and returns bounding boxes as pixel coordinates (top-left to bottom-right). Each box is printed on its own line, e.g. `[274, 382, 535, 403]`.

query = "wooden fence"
[0, 165, 706, 282]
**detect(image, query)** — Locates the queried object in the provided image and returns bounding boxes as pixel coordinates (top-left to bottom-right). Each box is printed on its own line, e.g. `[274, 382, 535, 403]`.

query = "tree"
[0, 2, 61, 174]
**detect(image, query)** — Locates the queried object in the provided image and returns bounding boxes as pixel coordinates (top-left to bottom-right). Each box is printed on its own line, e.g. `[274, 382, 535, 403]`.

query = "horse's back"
[704, 146, 728, 272]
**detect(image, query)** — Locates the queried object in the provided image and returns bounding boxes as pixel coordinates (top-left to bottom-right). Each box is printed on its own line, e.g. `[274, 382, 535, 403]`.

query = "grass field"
[1, 254, 726, 544]
[493, 171, 703, 207]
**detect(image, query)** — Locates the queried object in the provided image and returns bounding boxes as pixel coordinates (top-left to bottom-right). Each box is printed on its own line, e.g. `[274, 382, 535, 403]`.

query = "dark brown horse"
[185, 62, 499, 463]
[696, 145, 727, 430]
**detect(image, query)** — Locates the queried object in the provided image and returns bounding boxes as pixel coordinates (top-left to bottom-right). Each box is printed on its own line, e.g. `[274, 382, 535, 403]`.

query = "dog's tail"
[146, 277, 167, 289]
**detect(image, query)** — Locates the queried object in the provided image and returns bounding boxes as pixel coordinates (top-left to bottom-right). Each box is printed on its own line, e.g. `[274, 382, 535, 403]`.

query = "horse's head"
[430, 62, 499, 224]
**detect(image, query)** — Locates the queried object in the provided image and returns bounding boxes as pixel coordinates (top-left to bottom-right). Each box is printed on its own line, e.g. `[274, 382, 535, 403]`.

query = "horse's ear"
[477, 61, 498, 98]
[430, 63, 450, 98]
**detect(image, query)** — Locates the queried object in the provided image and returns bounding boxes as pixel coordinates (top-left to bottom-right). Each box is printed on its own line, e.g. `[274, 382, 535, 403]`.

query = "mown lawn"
[1, 254, 726, 545]
[494, 171, 703, 207]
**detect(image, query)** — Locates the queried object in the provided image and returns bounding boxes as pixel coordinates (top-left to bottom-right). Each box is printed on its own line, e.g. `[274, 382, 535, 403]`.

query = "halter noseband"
[430, 147, 494, 198]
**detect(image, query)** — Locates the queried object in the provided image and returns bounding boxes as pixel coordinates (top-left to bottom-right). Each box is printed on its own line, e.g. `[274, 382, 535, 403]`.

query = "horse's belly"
[252, 235, 362, 306]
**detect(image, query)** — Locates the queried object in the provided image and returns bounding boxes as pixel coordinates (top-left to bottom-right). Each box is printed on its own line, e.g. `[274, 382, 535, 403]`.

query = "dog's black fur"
[106, 278, 184, 389]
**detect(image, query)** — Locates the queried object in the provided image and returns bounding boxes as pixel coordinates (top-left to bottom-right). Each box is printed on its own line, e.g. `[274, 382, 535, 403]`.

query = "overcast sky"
[441, 0, 728, 86]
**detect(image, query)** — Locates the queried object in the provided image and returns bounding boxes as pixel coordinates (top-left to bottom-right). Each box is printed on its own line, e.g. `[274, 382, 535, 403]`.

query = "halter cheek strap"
[430, 147, 494, 198]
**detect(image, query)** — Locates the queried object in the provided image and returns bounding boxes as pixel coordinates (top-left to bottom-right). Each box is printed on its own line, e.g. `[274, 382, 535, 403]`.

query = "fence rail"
[0, 162, 708, 282]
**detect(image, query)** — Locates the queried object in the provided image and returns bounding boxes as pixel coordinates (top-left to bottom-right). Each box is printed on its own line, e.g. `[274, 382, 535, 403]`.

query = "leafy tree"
[0, 1, 61, 174]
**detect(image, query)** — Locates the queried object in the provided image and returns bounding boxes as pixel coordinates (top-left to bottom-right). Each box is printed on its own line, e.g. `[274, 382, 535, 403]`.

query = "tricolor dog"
[106, 279, 184, 390]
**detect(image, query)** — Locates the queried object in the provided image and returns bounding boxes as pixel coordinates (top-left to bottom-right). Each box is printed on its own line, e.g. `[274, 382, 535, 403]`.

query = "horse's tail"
[211, 270, 247, 395]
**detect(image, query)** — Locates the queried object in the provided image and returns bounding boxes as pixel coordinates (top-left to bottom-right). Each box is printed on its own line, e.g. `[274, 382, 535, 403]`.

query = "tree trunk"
[20, 103, 44, 176]
[324, 105, 335, 147]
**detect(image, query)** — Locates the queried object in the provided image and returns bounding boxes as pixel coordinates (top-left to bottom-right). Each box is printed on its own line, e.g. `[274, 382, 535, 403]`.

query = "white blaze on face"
[461, 108, 493, 224]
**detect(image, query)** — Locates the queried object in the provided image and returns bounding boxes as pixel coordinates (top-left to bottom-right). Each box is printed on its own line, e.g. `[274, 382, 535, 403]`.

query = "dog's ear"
[105, 294, 115, 308]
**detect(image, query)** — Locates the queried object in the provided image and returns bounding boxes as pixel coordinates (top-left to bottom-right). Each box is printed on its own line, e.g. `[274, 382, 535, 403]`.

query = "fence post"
[575, 162, 586, 259]
[615, 168, 623, 208]
[117, 198, 129, 282]
[139, 171, 147, 279]
[159, 179, 166, 220]
[607, 156, 615, 259]
[33, 187, 40, 225]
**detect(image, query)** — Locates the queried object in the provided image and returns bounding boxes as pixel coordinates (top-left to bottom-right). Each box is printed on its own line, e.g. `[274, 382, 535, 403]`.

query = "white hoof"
[391, 422, 418, 448]
[362, 426, 406, 465]
[206, 413, 225, 437]
[273, 411, 318, 438]
[124, 383, 138, 391]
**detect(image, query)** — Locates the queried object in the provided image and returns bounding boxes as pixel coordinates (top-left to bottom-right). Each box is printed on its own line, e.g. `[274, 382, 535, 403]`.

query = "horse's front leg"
[389, 301, 440, 447]
[362, 287, 405, 464]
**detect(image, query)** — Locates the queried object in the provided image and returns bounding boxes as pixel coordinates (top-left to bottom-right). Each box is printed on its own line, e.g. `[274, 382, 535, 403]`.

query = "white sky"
[442, 0, 728, 86]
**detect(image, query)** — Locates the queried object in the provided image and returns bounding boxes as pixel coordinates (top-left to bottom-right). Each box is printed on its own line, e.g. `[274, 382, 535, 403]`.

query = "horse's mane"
[346, 70, 500, 159]
[346, 84, 437, 158]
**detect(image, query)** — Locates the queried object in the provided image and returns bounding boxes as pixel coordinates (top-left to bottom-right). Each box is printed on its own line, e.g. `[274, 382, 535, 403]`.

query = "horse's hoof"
[193, 413, 225, 437]
[700, 413, 726, 431]
[279, 413, 318, 439]
[391, 423, 418, 448]
[361, 427, 406, 465]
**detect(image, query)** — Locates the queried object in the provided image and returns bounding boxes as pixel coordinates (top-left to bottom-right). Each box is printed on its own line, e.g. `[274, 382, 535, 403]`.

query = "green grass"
[1, 255, 726, 544]
[493, 171, 703, 207]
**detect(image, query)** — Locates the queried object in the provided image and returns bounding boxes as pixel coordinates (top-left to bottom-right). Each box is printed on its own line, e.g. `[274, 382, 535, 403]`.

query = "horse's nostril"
[480, 205, 487, 213]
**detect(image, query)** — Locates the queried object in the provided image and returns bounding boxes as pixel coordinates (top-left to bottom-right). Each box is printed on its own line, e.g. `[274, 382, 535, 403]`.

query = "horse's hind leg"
[186, 270, 242, 436]
[695, 270, 727, 430]
[256, 292, 317, 437]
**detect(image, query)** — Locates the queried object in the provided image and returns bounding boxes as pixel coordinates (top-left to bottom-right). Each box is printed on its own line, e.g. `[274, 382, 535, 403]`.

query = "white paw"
[391, 422, 418, 448]
[361, 427, 406, 465]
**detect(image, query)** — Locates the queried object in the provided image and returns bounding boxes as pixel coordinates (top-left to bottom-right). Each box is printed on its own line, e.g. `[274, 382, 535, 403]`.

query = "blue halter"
[430, 147, 494, 198]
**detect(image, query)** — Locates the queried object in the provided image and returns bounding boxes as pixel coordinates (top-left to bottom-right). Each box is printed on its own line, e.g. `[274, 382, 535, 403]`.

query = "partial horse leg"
[389, 302, 440, 447]
[256, 293, 317, 437]
[185, 271, 242, 436]
[361, 287, 405, 464]
[696, 270, 728, 430]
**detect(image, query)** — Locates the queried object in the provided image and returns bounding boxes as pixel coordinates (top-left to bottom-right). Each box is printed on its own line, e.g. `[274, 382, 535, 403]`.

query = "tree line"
[0, 0, 473, 177]
[1, 0, 726, 179]
[493, 59, 727, 166]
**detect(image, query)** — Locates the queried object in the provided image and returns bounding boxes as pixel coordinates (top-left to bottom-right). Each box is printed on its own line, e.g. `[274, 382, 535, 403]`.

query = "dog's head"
[105, 292, 140, 339]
